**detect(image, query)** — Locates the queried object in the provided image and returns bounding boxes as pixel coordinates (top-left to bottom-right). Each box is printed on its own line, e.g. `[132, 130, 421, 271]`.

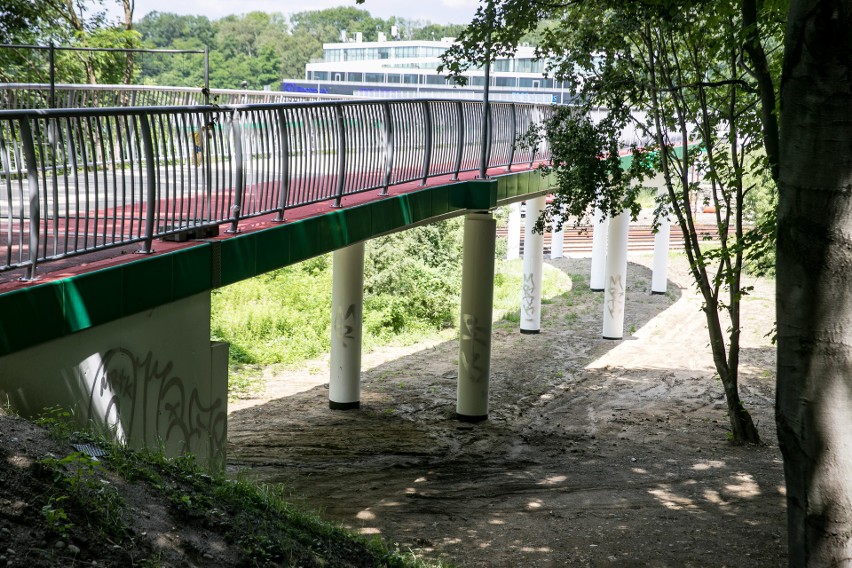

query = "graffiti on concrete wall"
[86, 347, 226, 468]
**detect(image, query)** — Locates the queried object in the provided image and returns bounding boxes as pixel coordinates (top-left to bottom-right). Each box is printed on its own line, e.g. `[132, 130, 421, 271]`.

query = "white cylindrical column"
[520, 196, 546, 334]
[457, 212, 497, 422]
[329, 242, 365, 409]
[651, 189, 671, 294]
[602, 210, 630, 340]
[589, 207, 609, 291]
[551, 208, 565, 259]
[507, 202, 521, 260]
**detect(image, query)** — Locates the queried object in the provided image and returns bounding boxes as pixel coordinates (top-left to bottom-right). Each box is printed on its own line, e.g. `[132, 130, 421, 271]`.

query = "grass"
[215, 255, 574, 396]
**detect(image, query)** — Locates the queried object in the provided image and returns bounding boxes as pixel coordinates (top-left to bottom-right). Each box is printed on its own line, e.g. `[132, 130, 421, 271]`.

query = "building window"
[313, 71, 328, 81]
[387, 74, 401, 83]
[403, 74, 419, 84]
[493, 59, 511, 72]
[348, 72, 363, 82]
[365, 73, 383, 83]
[425, 74, 445, 85]
[495, 76, 517, 87]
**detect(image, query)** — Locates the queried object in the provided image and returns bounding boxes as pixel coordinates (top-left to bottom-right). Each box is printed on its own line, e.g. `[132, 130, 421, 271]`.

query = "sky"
[119, 0, 482, 26]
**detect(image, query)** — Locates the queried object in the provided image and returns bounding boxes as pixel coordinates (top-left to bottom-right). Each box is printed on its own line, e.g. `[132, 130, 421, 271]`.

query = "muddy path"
[227, 254, 785, 567]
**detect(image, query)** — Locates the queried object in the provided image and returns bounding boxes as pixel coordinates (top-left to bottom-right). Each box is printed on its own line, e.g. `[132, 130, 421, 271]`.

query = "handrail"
[0, 83, 352, 110]
[0, 98, 553, 277]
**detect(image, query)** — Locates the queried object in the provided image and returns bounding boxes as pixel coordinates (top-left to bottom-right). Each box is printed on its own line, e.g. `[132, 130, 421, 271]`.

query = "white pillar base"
[520, 196, 546, 334]
[602, 210, 630, 340]
[329, 243, 365, 410]
[551, 209, 565, 260]
[651, 199, 671, 294]
[457, 212, 497, 422]
[590, 207, 608, 291]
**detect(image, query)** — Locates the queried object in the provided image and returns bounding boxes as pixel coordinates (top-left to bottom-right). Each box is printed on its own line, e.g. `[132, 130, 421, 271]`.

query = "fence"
[0, 83, 350, 110]
[0, 98, 552, 279]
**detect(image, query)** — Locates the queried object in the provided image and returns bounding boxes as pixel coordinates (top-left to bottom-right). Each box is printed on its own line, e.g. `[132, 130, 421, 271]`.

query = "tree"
[774, 0, 852, 564]
[0, 0, 141, 85]
[290, 7, 383, 43]
[441, 0, 778, 444]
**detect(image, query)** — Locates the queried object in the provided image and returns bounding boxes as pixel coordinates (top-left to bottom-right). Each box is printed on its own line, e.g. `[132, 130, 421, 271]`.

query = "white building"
[282, 36, 571, 104]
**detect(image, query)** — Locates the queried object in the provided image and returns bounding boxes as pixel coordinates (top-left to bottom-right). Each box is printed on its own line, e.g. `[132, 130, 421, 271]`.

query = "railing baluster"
[137, 112, 156, 254]
[333, 104, 346, 208]
[452, 101, 464, 180]
[381, 102, 394, 195]
[507, 103, 517, 171]
[18, 117, 40, 279]
[228, 112, 244, 233]
[420, 101, 433, 186]
[274, 107, 290, 221]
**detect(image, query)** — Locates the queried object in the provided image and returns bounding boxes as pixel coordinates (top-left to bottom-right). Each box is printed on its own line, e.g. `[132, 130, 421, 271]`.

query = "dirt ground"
[227, 252, 785, 568]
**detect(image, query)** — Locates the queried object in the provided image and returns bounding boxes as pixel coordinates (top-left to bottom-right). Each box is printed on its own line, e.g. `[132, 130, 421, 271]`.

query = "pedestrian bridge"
[0, 86, 578, 469]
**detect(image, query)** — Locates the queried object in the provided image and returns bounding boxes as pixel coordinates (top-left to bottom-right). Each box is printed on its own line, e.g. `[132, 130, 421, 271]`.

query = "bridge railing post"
[226, 112, 244, 233]
[506, 103, 517, 171]
[380, 101, 394, 195]
[420, 101, 432, 186]
[452, 101, 464, 180]
[274, 107, 290, 222]
[137, 113, 157, 254]
[18, 117, 40, 280]
[333, 104, 346, 208]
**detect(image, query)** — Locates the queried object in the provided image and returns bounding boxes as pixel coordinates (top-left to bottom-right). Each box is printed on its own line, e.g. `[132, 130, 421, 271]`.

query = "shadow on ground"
[228, 255, 785, 567]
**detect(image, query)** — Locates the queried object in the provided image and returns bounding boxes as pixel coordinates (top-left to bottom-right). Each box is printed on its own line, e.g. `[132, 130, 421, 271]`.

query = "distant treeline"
[0, 1, 463, 90]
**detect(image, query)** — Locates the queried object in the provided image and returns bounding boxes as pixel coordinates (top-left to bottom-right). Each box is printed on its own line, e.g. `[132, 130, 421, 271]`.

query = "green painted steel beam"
[0, 170, 554, 357]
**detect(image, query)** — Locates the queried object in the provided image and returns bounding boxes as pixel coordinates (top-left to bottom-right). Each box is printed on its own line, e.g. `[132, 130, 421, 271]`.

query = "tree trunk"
[777, 1, 852, 564]
[121, 0, 135, 87]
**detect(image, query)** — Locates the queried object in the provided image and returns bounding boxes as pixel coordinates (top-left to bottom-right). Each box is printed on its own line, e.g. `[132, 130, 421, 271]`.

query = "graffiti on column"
[460, 314, 488, 383]
[86, 348, 227, 469]
[333, 303, 358, 348]
[521, 273, 537, 320]
[607, 274, 624, 317]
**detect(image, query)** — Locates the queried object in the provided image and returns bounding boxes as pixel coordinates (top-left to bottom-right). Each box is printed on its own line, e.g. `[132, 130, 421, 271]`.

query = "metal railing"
[0, 83, 351, 110]
[0, 98, 552, 278]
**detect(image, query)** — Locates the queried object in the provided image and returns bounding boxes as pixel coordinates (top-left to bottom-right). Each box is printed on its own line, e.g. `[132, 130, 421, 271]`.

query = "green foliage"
[38, 451, 126, 540]
[211, 261, 333, 366]
[364, 219, 464, 338]
[41, 496, 73, 537]
[211, 220, 465, 371]
[443, 0, 782, 444]
[0, 0, 142, 84]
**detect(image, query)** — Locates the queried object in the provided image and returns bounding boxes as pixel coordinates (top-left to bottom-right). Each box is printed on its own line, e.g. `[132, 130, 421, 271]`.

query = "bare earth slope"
[228, 253, 785, 567]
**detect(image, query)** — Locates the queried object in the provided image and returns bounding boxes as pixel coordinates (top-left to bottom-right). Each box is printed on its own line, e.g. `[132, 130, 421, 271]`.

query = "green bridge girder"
[0, 169, 554, 358]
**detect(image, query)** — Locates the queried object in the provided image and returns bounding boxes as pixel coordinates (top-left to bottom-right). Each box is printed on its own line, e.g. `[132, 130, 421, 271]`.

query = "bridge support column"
[651, 190, 671, 294]
[507, 202, 521, 260]
[590, 207, 608, 291]
[457, 212, 496, 422]
[520, 196, 546, 334]
[602, 210, 630, 339]
[551, 207, 565, 260]
[329, 242, 365, 410]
